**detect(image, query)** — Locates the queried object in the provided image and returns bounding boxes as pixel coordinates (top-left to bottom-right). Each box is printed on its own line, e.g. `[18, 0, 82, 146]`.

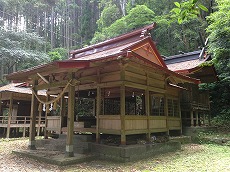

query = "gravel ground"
[0, 138, 229, 172]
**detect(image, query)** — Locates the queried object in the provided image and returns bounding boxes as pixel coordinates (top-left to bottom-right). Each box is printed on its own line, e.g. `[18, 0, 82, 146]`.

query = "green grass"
[1, 133, 229, 172]
[62, 144, 230, 172]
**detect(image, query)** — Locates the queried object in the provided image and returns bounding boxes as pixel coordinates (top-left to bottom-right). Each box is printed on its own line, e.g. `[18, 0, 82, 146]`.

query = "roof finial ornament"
[140, 29, 151, 38]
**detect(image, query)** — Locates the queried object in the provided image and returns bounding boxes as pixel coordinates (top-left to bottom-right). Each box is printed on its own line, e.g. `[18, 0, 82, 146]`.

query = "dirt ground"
[0, 138, 230, 172]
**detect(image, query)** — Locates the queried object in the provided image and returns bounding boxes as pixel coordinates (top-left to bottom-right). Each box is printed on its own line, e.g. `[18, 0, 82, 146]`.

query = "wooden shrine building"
[7, 23, 201, 156]
[0, 83, 46, 138]
[164, 50, 218, 128]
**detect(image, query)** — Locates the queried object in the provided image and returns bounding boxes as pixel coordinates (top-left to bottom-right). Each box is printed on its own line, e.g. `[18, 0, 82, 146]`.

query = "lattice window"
[77, 98, 95, 117]
[125, 96, 145, 115]
[167, 99, 179, 117]
[151, 96, 165, 116]
[173, 100, 179, 117]
[103, 98, 120, 115]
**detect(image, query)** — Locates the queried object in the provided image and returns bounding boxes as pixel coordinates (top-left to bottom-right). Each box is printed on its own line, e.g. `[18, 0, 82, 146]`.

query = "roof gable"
[128, 37, 167, 68]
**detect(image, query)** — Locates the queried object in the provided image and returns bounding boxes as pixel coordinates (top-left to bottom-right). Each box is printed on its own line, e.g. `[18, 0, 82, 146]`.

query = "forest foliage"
[0, 0, 229, 125]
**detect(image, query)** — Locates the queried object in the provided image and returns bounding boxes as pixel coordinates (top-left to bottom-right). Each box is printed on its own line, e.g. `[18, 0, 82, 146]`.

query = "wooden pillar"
[29, 80, 38, 150]
[178, 96, 182, 135]
[96, 86, 101, 143]
[145, 89, 150, 141]
[120, 85, 126, 145]
[0, 93, 2, 116]
[65, 78, 75, 157]
[196, 111, 199, 126]
[37, 110, 42, 136]
[6, 93, 13, 138]
[23, 127, 26, 137]
[44, 95, 50, 139]
[190, 111, 194, 127]
[202, 114, 206, 126]
[0, 93, 2, 127]
[59, 94, 66, 134]
[165, 96, 169, 135]
[208, 112, 211, 126]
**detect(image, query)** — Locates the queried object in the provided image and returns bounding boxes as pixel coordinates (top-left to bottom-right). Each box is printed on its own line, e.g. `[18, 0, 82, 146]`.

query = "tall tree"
[204, 0, 230, 126]
[91, 5, 155, 44]
[0, 29, 49, 85]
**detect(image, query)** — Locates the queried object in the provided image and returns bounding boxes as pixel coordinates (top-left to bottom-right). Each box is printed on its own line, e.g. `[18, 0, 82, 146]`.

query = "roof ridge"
[165, 50, 201, 60]
[70, 23, 156, 57]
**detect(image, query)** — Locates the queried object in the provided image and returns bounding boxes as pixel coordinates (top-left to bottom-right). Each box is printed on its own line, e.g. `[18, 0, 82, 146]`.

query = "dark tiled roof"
[164, 50, 210, 71]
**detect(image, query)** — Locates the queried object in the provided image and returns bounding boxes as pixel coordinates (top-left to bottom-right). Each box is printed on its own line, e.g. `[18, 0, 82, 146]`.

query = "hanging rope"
[31, 79, 77, 105]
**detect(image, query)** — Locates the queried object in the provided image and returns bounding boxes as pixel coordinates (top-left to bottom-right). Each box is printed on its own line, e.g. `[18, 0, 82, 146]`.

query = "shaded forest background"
[0, 0, 229, 127]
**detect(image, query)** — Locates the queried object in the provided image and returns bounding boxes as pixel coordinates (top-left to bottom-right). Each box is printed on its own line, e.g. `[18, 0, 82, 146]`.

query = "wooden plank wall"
[46, 116, 61, 131]
[99, 115, 121, 131]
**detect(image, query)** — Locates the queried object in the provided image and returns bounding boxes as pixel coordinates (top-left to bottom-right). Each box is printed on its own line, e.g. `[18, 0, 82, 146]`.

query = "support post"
[29, 80, 38, 150]
[37, 110, 42, 136]
[120, 85, 126, 145]
[60, 94, 66, 134]
[178, 95, 182, 135]
[0, 93, 2, 117]
[65, 77, 75, 157]
[190, 111, 194, 127]
[202, 114, 205, 126]
[44, 95, 50, 139]
[23, 127, 26, 137]
[6, 93, 13, 138]
[196, 111, 199, 126]
[165, 96, 169, 135]
[145, 89, 150, 141]
[96, 86, 101, 143]
[208, 112, 211, 126]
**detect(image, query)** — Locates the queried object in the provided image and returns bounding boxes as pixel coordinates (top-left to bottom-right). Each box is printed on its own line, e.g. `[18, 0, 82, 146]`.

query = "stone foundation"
[91, 141, 181, 162]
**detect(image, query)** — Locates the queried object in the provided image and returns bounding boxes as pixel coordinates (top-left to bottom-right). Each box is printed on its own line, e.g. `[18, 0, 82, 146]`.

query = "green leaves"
[197, 4, 208, 12]
[205, 0, 230, 125]
[0, 29, 49, 74]
[174, 2, 180, 8]
[171, 0, 208, 24]
[91, 5, 155, 44]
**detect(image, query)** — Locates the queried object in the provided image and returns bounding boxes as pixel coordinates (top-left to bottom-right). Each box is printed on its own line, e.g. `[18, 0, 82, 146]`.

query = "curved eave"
[6, 60, 90, 81]
[175, 65, 218, 83]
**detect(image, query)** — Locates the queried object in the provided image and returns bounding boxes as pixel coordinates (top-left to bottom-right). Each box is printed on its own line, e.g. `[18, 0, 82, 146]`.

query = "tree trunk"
[51, 6, 54, 50]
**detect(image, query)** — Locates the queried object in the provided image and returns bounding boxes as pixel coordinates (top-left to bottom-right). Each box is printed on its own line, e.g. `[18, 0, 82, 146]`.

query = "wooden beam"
[6, 93, 13, 138]
[34, 79, 79, 91]
[37, 73, 49, 84]
[34, 80, 68, 90]
[65, 74, 75, 157]
[124, 81, 166, 93]
[29, 79, 38, 150]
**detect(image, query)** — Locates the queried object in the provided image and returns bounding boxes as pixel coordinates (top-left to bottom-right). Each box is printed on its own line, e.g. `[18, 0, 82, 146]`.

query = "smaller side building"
[164, 50, 218, 128]
[0, 83, 46, 138]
